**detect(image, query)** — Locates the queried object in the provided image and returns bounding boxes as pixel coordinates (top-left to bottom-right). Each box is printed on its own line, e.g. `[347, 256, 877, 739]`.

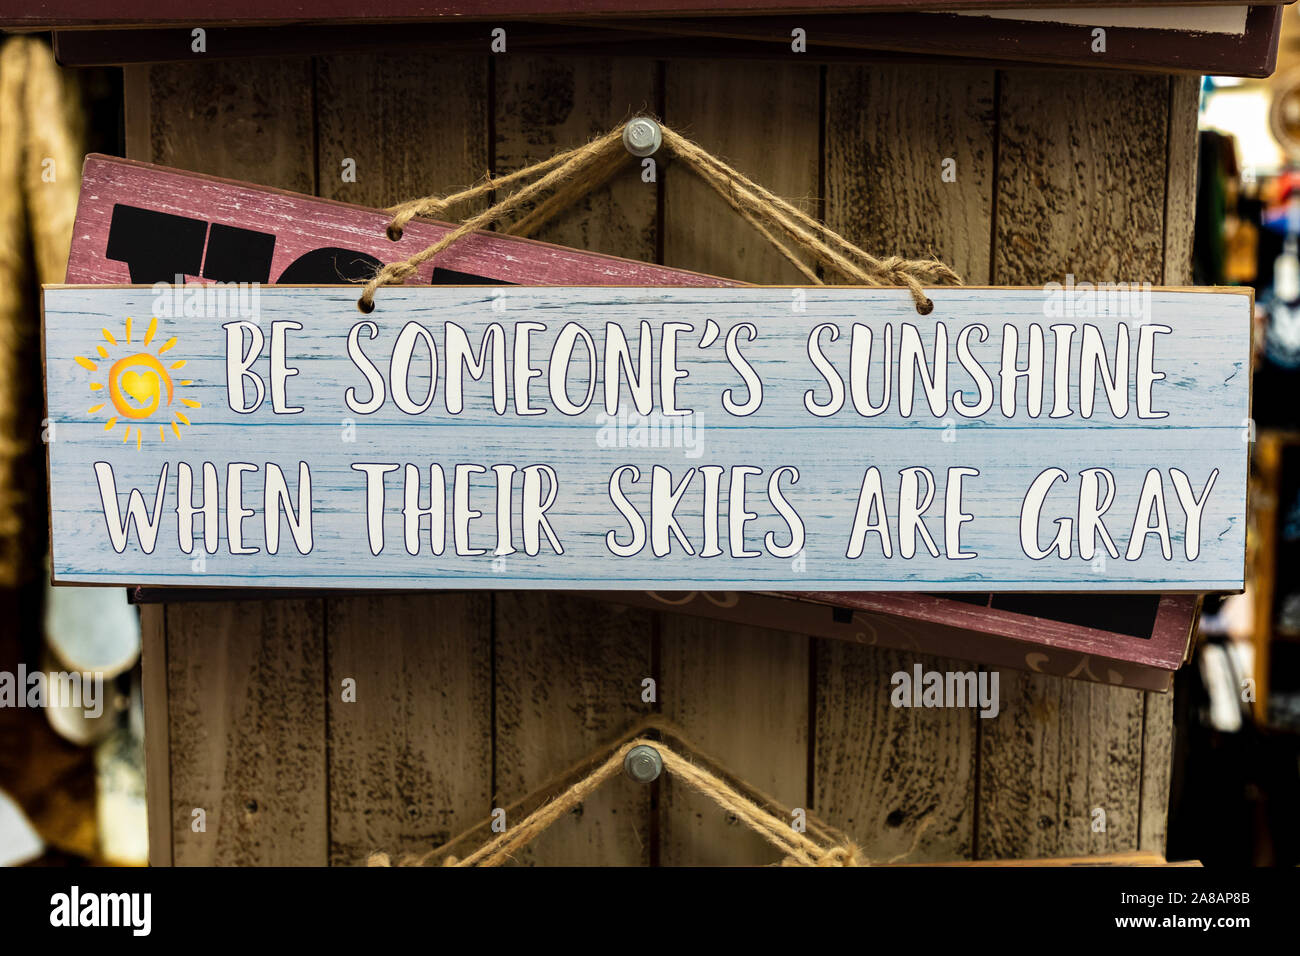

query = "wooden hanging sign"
[43, 283, 1249, 592]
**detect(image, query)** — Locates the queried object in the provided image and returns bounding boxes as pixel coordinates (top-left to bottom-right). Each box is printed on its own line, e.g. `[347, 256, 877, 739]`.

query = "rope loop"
[365, 716, 878, 867]
[356, 119, 962, 314]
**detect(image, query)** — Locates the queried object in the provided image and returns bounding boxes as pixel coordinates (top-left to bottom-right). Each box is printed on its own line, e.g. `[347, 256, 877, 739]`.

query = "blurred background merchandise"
[0, 35, 142, 867]
[1168, 5, 1300, 865]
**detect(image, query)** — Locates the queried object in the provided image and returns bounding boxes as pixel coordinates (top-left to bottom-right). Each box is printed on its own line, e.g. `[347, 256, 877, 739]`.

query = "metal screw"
[623, 744, 663, 783]
[623, 118, 662, 158]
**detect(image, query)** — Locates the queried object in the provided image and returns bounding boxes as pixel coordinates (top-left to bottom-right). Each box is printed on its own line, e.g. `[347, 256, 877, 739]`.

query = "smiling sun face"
[75, 316, 200, 450]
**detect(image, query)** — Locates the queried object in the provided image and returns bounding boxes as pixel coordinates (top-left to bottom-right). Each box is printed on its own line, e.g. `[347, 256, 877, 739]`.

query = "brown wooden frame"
[2, 0, 1282, 30]
[49, 5, 1285, 78]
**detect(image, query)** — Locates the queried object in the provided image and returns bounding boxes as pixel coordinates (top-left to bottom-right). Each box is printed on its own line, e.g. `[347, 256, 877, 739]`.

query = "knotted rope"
[357, 118, 962, 315]
[365, 716, 880, 867]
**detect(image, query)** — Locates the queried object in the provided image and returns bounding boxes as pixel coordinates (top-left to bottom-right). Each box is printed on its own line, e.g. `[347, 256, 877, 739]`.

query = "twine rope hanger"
[366, 715, 936, 867]
[357, 118, 963, 313]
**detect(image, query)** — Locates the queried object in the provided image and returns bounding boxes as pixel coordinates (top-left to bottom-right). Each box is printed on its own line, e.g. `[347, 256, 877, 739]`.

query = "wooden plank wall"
[125, 55, 1192, 866]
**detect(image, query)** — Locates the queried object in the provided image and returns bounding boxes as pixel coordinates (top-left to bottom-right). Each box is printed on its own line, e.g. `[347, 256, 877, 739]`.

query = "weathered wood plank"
[491, 57, 658, 866]
[812, 62, 996, 862]
[315, 52, 488, 212]
[138, 603, 172, 866]
[494, 56, 658, 258]
[121, 65, 151, 162]
[663, 59, 820, 284]
[1138, 684, 1175, 854]
[140, 58, 315, 193]
[67, 154, 728, 287]
[308, 52, 496, 867]
[814, 642, 977, 861]
[6, 0, 1279, 28]
[824, 64, 996, 284]
[993, 69, 1169, 285]
[977, 672, 1146, 857]
[494, 593, 653, 865]
[325, 594, 491, 864]
[614, 589, 1188, 690]
[978, 67, 1173, 859]
[166, 599, 327, 864]
[138, 57, 325, 866]
[52, 9, 1284, 81]
[1164, 74, 1200, 287]
[659, 615, 809, 866]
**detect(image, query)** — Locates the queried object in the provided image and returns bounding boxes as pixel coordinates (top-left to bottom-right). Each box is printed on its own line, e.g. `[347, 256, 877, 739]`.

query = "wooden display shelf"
[47, 5, 1286, 78]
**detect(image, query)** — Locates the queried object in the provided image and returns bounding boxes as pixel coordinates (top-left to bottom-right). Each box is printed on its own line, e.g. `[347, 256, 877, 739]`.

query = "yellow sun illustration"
[74, 316, 200, 450]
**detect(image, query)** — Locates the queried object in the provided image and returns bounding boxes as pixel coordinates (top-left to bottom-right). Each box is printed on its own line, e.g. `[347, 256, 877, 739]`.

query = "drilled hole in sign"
[386, 224, 403, 242]
[915, 297, 934, 316]
[357, 296, 375, 314]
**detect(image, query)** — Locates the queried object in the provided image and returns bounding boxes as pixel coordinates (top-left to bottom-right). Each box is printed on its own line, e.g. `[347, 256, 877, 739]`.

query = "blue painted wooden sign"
[42, 284, 1250, 591]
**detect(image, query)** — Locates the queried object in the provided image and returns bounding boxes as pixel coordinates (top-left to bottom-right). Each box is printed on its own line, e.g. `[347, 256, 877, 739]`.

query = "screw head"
[623, 744, 663, 783]
[623, 118, 662, 158]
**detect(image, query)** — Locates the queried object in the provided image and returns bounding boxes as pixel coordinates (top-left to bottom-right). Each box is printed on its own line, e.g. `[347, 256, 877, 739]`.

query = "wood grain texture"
[138, 603, 172, 865]
[494, 593, 652, 865]
[813, 65, 993, 860]
[1144, 78, 1195, 848]
[570, 7, 1278, 78]
[315, 53, 489, 211]
[612, 590, 1187, 690]
[659, 614, 809, 866]
[138, 57, 326, 867]
[306, 53, 496, 868]
[141, 59, 316, 193]
[325, 594, 491, 864]
[67, 154, 730, 288]
[977, 671, 1145, 857]
[825, 64, 996, 284]
[1138, 683, 1175, 853]
[117, 54, 1194, 866]
[494, 56, 659, 259]
[1164, 74, 1201, 287]
[2, 0, 1277, 28]
[166, 599, 327, 864]
[121, 65, 151, 167]
[994, 70, 1169, 285]
[663, 59, 821, 284]
[51, 9, 1284, 81]
[491, 57, 658, 866]
[814, 642, 977, 861]
[976, 67, 1176, 860]
[798, 591, 1192, 671]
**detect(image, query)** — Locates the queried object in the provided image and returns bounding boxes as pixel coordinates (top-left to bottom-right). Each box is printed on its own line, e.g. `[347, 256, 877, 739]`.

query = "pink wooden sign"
[67, 154, 731, 289]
